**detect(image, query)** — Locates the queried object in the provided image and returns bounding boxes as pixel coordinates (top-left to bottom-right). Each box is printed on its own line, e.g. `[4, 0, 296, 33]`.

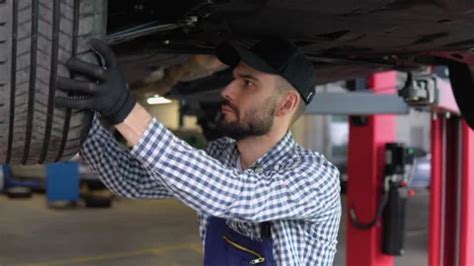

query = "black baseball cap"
[216, 37, 316, 105]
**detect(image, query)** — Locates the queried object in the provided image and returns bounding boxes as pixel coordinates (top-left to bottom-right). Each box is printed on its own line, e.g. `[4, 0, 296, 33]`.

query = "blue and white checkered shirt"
[80, 115, 341, 265]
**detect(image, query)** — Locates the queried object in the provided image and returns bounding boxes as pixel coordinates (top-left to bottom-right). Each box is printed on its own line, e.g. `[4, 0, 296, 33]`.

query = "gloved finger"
[56, 77, 98, 94]
[66, 57, 106, 81]
[55, 96, 95, 110]
[90, 38, 117, 68]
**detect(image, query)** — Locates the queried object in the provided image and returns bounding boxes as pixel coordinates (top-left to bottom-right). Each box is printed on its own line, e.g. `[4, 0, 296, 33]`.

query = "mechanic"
[55, 37, 341, 265]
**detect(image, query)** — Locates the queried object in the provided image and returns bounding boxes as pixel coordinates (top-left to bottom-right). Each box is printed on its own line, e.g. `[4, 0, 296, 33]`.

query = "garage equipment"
[305, 68, 458, 116]
[342, 71, 474, 266]
[429, 114, 474, 266]
[1, 164, 42, 198]
[46, 162, 79, 206]
[344, 72, 398, 265]
[380, 143, 409, 256]
[0, 165, 5, 192]
[349, 143, 410, 256]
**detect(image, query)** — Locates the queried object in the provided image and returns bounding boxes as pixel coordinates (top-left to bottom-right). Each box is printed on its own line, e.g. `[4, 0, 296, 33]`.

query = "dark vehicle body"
[0, 0, 473, 164]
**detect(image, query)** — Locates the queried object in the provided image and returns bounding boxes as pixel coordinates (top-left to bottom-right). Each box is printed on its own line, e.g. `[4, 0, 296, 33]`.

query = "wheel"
[6, 186, 33, 198]
[84, 195, 112, 208]
[0, 0, 107, 165]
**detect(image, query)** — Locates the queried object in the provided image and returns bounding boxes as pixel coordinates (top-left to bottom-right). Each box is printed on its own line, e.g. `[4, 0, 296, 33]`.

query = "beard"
[217, 96, 277, 141]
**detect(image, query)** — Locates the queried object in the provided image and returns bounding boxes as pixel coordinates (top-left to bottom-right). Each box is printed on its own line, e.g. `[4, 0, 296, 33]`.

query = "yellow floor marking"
[189, 243, 204, 254]
[149, 242, 203, 256]
[19, 242, 202, 266]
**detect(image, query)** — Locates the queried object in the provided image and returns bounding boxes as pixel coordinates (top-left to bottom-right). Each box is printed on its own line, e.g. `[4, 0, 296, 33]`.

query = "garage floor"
[0, 191, 428, 266]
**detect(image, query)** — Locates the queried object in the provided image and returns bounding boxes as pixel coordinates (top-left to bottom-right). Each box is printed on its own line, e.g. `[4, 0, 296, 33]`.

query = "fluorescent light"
[146, 95, 172, 105]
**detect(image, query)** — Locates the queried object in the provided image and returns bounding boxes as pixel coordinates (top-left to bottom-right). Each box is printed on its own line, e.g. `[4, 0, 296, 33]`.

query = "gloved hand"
[55, 38, 136, 125]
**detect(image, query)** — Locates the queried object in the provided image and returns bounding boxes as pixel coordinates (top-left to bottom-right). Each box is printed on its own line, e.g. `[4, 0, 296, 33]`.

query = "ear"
[275, 91, 299, 117]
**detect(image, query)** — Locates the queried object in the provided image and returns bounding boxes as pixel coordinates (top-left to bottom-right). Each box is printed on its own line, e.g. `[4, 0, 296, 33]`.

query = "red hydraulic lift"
[346, 71, 397, 266]
[460, 123, 474, 265]
[429, 115, 474, 266]
[346, 70, 474, 266]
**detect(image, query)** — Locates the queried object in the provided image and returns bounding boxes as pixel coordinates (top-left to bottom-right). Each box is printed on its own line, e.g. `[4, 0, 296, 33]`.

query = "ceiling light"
[146, 95, 172, 105]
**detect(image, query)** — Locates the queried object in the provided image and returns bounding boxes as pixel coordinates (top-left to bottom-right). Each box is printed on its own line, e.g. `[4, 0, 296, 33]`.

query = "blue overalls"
[204, 217, 276, 265]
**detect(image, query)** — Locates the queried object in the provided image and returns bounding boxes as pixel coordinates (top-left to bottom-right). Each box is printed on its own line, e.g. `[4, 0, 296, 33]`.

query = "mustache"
[221, 100, 238, 113]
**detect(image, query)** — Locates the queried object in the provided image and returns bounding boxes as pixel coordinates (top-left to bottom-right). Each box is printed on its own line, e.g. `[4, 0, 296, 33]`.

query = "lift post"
[346, 72, 397, 266]
[429, 115, 474, 266]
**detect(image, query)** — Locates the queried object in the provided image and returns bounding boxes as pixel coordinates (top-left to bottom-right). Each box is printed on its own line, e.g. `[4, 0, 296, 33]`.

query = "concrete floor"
[0, 191, 429, 266]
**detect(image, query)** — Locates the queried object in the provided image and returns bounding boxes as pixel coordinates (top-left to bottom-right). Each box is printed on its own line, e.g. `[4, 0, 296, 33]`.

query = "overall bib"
[203, 217, 275, 266]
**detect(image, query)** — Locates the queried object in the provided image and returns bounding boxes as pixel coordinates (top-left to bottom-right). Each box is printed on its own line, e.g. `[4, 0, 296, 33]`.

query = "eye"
[243, 79, 254, 87]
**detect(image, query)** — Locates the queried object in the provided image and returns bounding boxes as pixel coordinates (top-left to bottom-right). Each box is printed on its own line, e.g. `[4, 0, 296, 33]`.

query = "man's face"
[217, 63, 280, 140]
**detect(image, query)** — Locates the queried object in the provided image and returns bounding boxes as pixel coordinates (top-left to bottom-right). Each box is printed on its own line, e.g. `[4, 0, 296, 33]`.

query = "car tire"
[0, 0, 106, 165]
[84, 195, 112, 208]
[6, 186, 33, 198]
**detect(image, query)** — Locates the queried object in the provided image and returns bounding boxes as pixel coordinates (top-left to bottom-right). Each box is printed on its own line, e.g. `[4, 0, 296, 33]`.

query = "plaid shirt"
[80, 115, 341, 265]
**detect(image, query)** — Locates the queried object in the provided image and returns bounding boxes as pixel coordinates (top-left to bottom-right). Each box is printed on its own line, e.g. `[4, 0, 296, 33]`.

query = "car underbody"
[0, 0, 473, 164]
[108, 0, 474, 126]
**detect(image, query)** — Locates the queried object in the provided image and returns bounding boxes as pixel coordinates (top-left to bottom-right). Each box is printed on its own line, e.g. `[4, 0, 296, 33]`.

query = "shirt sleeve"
[130, 118, 341, 222]
[80, 114, 173, 199]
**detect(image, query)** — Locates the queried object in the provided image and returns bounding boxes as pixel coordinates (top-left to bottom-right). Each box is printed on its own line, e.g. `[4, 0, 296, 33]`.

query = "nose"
[220, 79, 238, 101]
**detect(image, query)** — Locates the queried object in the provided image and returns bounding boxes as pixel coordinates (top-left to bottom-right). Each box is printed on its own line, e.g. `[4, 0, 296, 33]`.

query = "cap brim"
[216, 43, 277, 74]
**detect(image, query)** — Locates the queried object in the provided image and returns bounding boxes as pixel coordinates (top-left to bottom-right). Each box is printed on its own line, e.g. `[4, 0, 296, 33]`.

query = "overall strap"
[260, 222, 272, 239]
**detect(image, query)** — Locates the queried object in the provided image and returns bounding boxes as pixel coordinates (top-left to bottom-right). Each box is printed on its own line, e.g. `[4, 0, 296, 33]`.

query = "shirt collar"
[232, 131, 296, 171]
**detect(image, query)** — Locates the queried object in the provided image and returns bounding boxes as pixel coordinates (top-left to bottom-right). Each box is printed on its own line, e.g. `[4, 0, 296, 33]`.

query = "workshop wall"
[141, 99, 200, 131]
[396, 110, 431, 152]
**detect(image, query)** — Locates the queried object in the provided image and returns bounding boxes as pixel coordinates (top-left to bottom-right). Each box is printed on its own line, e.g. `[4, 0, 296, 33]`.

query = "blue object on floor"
[46, 162, 79, 202]
[1, 164, 43, 191]
[0, 165, 6, 192]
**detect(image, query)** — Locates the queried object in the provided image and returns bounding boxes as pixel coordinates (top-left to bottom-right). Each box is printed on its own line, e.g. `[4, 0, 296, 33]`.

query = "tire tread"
[0, 0, 105, 164]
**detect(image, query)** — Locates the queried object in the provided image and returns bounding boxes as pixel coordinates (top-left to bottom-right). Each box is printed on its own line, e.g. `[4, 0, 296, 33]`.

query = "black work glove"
[55, 38, 136, 125]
